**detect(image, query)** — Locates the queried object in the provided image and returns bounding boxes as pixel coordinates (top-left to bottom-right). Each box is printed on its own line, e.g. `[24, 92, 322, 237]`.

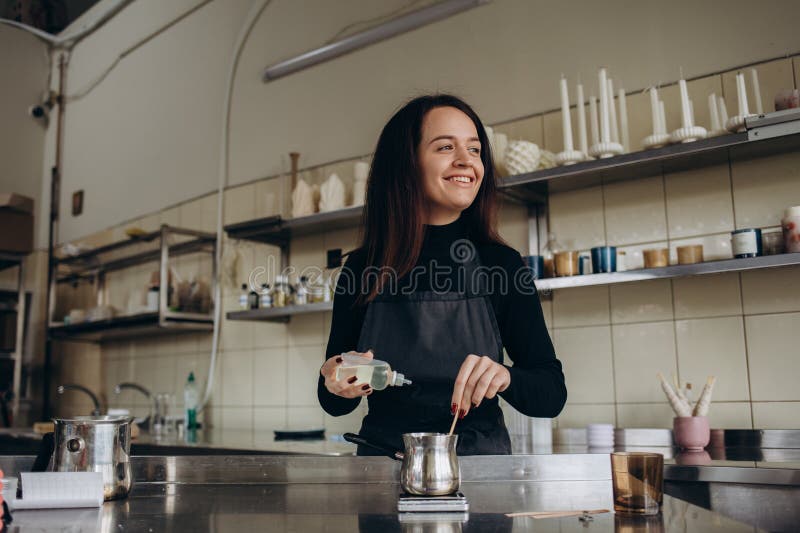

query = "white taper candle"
[679, 79, 692, 128]
[576, 83, 588, 154]
[709, 93, 721, 131]
[589, 96, 599, 146]
[559, 76, 574, 152]
[717, 95, 729, 124]
[649, 88, 660, 135]
[598, 68, 610, 142]
[618, 88, 629, 152]
[607, 78, 619, 143]
[750, 68, 763, 114]
[736, 72, 750, 116]
[658, 100, 667, 135]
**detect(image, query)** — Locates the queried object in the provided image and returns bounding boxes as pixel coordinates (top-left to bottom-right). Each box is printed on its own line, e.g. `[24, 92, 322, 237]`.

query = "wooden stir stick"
[448, 409, 459, 436]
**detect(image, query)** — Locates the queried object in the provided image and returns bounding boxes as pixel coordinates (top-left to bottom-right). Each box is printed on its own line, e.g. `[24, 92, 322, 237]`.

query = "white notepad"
[7, 472, 104, 510]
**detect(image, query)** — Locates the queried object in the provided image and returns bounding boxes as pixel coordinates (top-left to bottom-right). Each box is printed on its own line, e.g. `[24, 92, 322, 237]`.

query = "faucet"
[114, 382, 152, 428]
[57, 384, 102, 416]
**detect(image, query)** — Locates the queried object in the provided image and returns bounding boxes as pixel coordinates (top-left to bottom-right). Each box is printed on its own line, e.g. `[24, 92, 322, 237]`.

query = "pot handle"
[343, 433, 403, 460]
[32, 432, 55, 473]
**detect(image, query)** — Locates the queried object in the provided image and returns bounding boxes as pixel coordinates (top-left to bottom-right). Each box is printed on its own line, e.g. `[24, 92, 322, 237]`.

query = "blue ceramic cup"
[591, 246, 617, 273]
[525, 255, 545, 279]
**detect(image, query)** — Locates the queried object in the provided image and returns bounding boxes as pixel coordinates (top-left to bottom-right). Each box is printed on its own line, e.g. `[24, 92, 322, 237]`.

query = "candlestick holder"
[642, 133, 671, 149]
[725, 115, 748, 133]
[555, 149, 588, 166]
[589, 141, 623, 159]
[706, 128, 728, 138]
[670, 125, 707, 144]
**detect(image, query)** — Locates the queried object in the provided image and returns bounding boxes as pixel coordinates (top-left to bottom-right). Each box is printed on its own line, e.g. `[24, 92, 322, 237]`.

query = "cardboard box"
[0, 193, 34, 254]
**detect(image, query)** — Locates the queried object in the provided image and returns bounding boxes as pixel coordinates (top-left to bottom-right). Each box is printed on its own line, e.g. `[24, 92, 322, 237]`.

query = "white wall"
[0, 25, 48, 233]
[53, 0, 800, 243]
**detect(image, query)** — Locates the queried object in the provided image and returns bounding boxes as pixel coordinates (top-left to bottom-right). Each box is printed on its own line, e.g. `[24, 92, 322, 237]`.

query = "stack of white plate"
[586, 423, 615, 448]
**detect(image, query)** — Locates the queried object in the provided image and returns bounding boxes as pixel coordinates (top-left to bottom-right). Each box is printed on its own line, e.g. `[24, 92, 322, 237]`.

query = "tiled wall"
[52, 54, 800, 432]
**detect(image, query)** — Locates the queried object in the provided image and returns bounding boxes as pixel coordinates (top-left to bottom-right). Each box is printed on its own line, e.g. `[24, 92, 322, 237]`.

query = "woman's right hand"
[320, 350, 374, 398]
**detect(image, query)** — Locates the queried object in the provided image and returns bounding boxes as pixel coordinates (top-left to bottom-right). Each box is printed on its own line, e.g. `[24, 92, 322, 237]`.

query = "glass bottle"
[295, 276, 309, 305]
[541, 233, 563, 278]
[238, 283, 249, 310]
[259, 283, 272, 309]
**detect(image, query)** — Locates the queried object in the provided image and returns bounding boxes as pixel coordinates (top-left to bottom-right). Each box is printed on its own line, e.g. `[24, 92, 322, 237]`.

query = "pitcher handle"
[343, 433, 404, 460]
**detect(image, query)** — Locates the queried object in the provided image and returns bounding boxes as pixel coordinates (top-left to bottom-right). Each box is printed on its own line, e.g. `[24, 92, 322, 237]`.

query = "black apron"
[355, 249, 512, 456]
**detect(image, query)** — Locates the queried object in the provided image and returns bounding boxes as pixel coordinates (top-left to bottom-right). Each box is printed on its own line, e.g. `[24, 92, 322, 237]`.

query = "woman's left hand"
[451, 354, 511, 418]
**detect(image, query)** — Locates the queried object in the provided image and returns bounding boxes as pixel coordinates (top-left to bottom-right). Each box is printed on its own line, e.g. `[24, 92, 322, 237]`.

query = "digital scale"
[397, 491, 469, 513]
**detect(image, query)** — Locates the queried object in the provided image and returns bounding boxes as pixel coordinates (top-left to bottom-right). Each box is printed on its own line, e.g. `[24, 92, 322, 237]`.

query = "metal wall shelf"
[535, 253, 800, 291]
[224, 206, 363, 247]
[49, 225, 216, 342]
[49, 312, 213, 342]
[498, 108, 800, 203]
[226, 301, 333, 323]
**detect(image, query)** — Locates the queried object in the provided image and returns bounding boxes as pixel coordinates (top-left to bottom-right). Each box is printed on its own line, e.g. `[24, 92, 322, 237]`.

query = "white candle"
[598, 68, 610, 143]
[618, 88, 629, 152]
[589, 95, 599, 146]
[709, 93, 721, 131]
[679, 79, 692, 128]
[689, 99, 695, 126]
[649, 88, 660, 135]
[559, 76, 574, 152]
[576, 83, 588, 154]
[607, 78, 619, 143]
[736, 72, 750, 116]
[658, 100, 667, 135]
[717, 95, 729, 124]
[750, 68, 763, 114]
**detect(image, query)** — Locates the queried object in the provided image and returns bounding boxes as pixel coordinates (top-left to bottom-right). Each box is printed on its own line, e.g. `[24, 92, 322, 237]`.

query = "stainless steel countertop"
[0, 455, 771, 532]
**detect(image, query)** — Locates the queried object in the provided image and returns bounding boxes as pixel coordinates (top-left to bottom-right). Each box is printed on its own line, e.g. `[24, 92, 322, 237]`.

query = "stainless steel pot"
[52, 415, 133, 501]
[344, 432, 460, 496]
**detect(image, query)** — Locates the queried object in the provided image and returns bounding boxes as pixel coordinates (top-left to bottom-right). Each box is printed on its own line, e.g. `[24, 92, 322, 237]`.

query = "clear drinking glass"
[151, 393, 175, 438]
[610, 452, 664, 515]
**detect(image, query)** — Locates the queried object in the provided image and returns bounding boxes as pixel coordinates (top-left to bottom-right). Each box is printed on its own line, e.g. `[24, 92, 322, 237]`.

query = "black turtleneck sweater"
[317, 216, 567, 419]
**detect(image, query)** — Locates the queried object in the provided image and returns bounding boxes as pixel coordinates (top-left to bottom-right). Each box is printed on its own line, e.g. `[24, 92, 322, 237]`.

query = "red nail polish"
[458, 409, 466, 419]
[347, 376, 357, 384]
[361, 384, 370, 391]
[335, 356, 343, 363]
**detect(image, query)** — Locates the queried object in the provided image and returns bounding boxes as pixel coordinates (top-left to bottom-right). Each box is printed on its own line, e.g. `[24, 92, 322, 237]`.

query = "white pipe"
[200, 0, 272, 411]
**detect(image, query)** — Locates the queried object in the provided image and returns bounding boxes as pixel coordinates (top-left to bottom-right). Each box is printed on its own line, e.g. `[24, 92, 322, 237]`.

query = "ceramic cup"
[673, 416, 710, 451]
[591, 246, 617, 273]
[524, 255, 545, 280]
[676, 245, 703, 265]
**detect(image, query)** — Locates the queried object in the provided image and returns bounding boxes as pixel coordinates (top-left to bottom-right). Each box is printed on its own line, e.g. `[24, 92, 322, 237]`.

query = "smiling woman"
[317, 94, 567, 456]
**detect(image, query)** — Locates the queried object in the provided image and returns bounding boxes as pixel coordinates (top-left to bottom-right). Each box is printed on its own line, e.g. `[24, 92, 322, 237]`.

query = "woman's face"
[417, 106, 484, 225]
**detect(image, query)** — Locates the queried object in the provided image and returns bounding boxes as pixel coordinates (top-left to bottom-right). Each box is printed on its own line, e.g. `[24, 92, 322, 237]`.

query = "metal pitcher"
[53, 415, 133, 501]
[344, 432, 460, 496]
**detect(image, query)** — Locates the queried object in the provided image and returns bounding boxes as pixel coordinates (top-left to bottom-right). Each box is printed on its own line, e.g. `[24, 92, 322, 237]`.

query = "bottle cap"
[391, 371, 412, 387]
[241, 284, 247, 290]
[188, 372, 195, 383]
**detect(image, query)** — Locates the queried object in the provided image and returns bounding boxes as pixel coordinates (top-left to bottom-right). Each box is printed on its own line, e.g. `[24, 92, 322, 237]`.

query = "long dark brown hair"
[358, 94, 505, 302]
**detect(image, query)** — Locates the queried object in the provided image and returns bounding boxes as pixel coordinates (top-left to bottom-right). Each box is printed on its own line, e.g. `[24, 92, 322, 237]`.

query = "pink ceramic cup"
[673, 416, 710, 451]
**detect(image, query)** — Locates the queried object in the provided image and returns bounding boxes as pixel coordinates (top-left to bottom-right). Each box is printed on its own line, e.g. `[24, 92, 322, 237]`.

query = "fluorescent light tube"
[262, 0, 489, 82]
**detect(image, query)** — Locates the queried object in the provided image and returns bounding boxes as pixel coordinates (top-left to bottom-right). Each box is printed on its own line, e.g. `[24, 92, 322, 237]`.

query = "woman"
[318, 94, 566, 455]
